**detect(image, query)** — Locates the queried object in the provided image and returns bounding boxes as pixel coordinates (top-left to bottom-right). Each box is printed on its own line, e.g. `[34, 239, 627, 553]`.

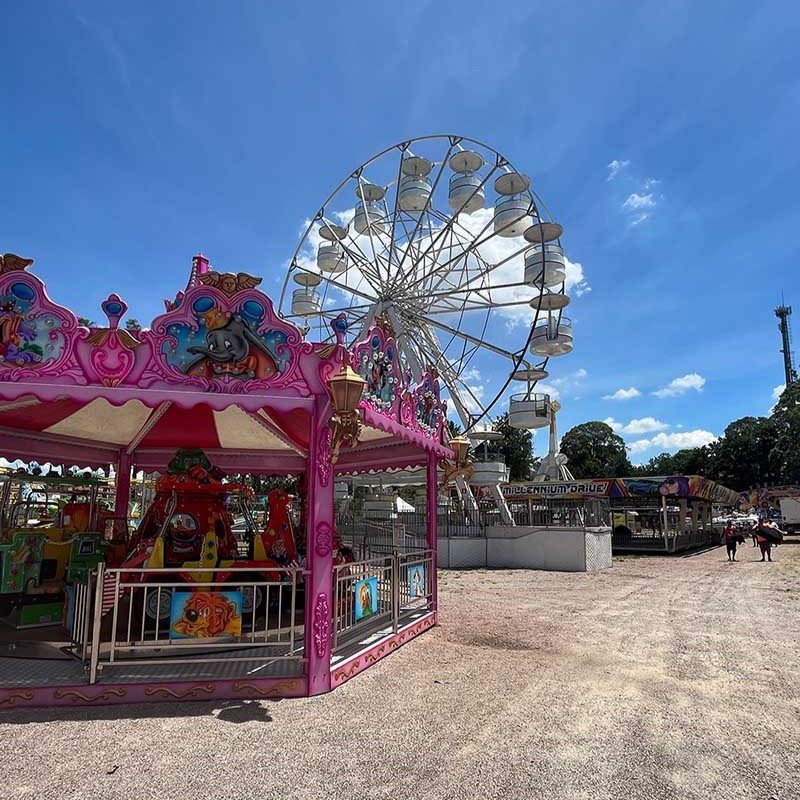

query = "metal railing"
[332, 549, 434, 654]
[336, 495, 610, 551]
[66, 574, 95, 661]
[89, 563, 303, 683]
[504, 498, 611, 529]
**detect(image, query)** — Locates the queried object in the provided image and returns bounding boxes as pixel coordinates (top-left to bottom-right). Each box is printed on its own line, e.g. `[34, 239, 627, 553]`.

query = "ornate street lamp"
[441, 435, 473, 488]
[328, 363, 367, 463]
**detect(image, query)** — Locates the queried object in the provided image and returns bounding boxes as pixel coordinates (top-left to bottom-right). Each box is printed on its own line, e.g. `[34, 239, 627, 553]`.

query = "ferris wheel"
[279, 134, 574, 434]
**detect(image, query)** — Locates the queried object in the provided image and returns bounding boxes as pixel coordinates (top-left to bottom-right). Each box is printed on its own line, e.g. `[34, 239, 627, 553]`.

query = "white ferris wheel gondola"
[279, 134, 574, 435]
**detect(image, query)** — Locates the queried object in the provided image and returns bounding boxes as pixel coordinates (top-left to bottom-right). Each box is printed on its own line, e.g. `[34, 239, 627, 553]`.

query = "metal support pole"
[392, 552, 400, 634]
[426, 451, 439, 616]
[661, 495, 670, 553]
[113, 449, 132, 539]
[89, 562, 105, 684]
[303, 395, 335, 696]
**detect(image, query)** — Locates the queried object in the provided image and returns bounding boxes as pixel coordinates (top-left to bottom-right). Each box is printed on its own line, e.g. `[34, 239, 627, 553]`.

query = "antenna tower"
[775, 301, 798, 387]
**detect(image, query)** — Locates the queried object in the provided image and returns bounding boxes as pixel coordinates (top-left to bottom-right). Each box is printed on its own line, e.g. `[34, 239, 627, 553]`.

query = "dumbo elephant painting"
[186, 313, 278, 380]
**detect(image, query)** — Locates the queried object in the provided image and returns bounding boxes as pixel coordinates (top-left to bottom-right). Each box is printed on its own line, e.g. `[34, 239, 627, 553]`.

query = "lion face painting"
[171, 592, 242, 638]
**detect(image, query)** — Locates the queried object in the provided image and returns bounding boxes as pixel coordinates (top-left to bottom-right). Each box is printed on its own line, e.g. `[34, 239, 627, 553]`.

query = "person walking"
[723, 522, 739, 562]
[755, 521, 773, 562]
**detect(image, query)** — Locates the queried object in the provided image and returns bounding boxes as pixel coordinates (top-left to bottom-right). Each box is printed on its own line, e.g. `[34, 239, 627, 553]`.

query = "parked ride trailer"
[779, 496, 800, 533]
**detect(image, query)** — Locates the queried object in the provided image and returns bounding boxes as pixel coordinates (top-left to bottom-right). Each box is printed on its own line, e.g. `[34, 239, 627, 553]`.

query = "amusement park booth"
[505, 475, 740, 554]
[0, 253, 449, 708]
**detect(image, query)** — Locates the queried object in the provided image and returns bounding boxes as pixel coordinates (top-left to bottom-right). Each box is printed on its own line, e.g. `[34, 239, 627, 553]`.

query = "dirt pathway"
[2, 541, 799, 800]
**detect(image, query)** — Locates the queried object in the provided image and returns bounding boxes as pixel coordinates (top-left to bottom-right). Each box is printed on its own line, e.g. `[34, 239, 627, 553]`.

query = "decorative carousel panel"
[410, 367, 446, 439]
[0, 255, 81, 382]
[352, 319, 404, 415]
[142, 271, 307, 393]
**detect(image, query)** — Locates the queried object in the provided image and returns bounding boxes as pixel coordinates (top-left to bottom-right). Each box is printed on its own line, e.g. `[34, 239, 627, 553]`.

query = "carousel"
[0, 252, 448, 707]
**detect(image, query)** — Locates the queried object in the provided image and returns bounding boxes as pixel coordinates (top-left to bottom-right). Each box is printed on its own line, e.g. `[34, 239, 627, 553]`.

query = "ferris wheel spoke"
[301, 269, 376, 305]
[405, 326, 488, 424]
[426, 297, 535, 316]
[386, 142, 456, 292]
[392, 164, 501, 296]
[354, 175, 395, 289]
[384, 144, 411, 279]
[313, 301, 374, 317]
[335, 230, 388, 292]
[404, 204, 531, 297]
[420, 315, 521, 363]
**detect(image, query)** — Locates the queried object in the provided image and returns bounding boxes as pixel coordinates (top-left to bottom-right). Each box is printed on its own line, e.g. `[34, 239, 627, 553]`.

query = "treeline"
[560, 382, 800, 492]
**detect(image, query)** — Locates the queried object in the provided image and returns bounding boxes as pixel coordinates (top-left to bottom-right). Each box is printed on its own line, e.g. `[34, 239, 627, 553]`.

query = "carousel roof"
[0, 253, 451, 474]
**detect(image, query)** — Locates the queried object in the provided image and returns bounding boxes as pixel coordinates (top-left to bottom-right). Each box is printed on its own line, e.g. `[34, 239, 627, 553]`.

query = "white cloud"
[622, 192, 658, 225]
[538, 368, 587, 401]
[603, 386, 641, 401]
[607, 159, 630, 181]
[622, 192, 657, 211]
[653, 373, 706, 398]
[627, 430, 717, 455]
[537, 382, 560, 400]
[624, 417, 670, 434]
[604, 416, 669, 435]
[772, 384, 785, 401]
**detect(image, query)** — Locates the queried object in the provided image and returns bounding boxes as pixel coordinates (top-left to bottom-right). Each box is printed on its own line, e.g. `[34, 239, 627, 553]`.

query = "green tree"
[706, 416, 776, 491]
[634, 447, 712, 477]
[77, 317, 96, 327]
[560, 421, 631, 478]
[670, 446, 711, 476]
[638, 452, 676, 476]
[769, 382, 800, 483]
[446, 419, 463, 439]
[125, 318, 142, 332]
[491, 412, 539, 481]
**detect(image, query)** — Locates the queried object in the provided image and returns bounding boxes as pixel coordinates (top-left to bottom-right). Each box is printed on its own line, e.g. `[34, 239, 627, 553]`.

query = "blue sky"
[3, 1, 799, 462]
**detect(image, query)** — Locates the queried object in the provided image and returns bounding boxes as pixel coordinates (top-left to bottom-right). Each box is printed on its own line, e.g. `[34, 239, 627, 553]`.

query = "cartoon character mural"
[162, 297, 291, 382]
[659, 476, 690, 497]
[186, 312, 279, 380]
[354, 576, 379, 621]
[354, 326, 399, 409]
[170, 590, 243, 639]
[408, 564, 426, 598]
[414, 369, 444, 433]
[0, 285, 65, 368]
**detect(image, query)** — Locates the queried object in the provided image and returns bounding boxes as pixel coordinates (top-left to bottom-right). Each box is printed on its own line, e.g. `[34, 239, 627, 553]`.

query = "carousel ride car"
[118, 449, 353, 625]
[0, 471, 113, 627]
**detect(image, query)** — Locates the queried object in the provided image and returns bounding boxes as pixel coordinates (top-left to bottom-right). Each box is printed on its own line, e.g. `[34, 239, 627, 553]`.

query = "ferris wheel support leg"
[454, 475, 480, 525]
[488, 483, 515, 527]
[304, 396, 335, 696]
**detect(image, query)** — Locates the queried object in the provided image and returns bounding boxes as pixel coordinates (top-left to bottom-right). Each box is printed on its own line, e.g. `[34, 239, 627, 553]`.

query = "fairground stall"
[502, 475, 739, 554]
[0, 253, 449, 708]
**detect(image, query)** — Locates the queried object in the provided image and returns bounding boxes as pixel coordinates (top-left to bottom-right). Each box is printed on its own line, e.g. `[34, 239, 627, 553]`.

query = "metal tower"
[775, 302, 797, 387]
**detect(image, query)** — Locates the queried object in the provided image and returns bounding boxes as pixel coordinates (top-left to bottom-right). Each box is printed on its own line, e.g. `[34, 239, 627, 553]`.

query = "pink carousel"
[0, 252, 450, 708]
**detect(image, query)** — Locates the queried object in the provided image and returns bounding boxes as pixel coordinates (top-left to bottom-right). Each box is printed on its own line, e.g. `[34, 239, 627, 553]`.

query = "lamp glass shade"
[329, 364, 367, 414]
[449, 436, 470, 464]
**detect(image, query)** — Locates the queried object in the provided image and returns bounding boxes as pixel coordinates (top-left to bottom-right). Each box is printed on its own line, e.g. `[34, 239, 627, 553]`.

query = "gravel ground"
[2, 540, 799, 800]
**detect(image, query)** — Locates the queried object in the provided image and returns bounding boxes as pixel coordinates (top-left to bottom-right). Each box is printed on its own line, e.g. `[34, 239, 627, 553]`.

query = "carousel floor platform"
[0, 608, 434, 693]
